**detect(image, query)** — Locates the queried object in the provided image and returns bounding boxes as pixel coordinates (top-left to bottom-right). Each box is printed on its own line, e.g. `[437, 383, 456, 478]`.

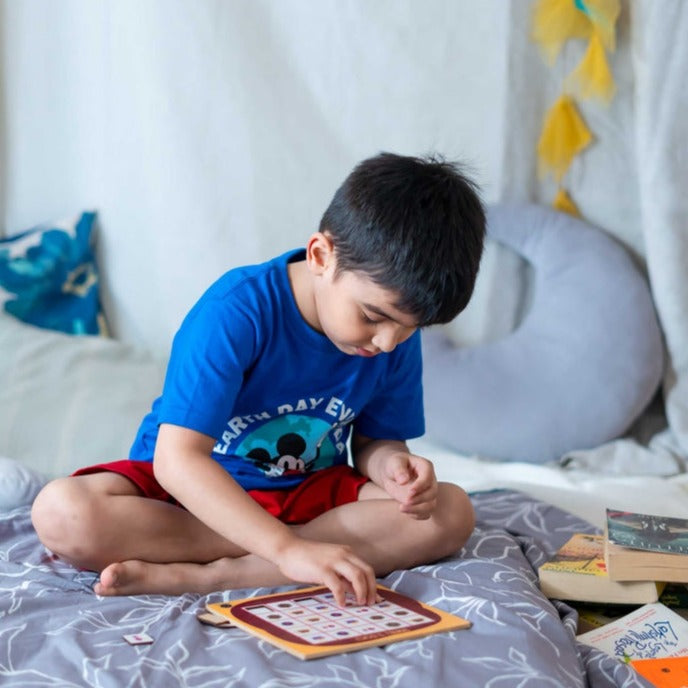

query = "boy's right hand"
[274, 538, 377, 607]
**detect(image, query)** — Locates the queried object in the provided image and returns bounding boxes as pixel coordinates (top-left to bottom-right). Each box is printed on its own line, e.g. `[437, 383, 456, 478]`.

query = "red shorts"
[72, 460, 369, 525]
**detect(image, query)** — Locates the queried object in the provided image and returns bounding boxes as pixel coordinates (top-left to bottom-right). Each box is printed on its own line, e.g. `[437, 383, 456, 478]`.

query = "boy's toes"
[94, 562, 125, 595]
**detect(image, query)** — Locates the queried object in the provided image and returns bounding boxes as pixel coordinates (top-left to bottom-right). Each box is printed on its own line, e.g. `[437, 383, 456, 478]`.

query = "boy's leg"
[89, 481, 474, 596]
[31, 472, 252, 572]
[248, 481, 473, 577]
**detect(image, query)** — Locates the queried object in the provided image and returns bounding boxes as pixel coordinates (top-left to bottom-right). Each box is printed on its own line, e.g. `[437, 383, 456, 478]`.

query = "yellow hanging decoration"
[531, 0, 591, 64]
[576, 0, 620, 53]
[531, 0, 619, 216]
[566, 31, 616, 104]
[553, 187, 581, 216]
[537, 95, 593, 182]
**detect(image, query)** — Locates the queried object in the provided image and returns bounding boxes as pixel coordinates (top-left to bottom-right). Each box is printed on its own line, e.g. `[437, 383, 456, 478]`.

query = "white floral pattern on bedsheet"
[0, 490, 652, 688]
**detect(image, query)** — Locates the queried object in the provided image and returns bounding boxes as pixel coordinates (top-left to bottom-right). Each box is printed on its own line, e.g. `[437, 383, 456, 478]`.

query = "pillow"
[0, 457, 47, 510]
[422, 202, 664, 464]
[0, 211, 107, 335]
[0, 311, 165, 478]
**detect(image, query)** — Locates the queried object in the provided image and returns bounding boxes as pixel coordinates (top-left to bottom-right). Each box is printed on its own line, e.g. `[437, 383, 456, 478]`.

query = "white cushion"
[0, 312, 165, 478]
[0, 456, 47, 509]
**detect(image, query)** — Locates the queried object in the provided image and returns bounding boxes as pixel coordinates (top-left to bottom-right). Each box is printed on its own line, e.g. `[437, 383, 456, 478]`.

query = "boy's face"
[305, 234, 418, 357]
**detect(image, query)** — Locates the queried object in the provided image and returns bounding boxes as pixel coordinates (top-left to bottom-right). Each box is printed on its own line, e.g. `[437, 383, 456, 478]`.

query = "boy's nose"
[371, 327, 398, 353]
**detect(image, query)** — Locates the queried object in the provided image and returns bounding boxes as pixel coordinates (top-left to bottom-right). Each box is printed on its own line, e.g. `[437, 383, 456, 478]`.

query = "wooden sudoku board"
[206, 584, 471, 659]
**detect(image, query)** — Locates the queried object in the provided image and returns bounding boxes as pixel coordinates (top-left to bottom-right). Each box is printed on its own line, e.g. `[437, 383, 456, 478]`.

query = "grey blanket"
[0, 490, 651, 687]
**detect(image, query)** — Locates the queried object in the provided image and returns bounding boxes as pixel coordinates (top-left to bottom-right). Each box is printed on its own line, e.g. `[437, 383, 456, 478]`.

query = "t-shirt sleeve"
[157, 297, 258, 440]
[353, 330, 425, 441]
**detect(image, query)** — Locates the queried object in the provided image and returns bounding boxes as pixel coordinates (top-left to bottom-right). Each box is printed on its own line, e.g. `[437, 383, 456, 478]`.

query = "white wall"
[1, 0, 510, 356]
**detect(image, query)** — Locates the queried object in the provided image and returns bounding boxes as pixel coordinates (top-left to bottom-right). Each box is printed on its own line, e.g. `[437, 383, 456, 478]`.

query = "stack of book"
[538, 510, 688, 606]
[538, 531, 664, 605]
[537, 509, 688, 686]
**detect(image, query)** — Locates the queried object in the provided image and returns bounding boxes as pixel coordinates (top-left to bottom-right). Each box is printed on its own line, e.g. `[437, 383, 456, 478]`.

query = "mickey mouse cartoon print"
[246, 432, 312, 476]
[237, 414, 352, 479]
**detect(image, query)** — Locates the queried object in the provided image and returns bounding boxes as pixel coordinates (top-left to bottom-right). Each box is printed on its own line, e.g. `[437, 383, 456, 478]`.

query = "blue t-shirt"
[130, 249, 424, 490]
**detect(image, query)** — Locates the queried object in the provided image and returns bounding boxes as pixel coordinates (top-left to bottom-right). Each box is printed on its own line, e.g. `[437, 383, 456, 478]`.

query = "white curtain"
[0, 0, 511, 353]
[2, 0, 687, 471]
[497, 0, 688, 473]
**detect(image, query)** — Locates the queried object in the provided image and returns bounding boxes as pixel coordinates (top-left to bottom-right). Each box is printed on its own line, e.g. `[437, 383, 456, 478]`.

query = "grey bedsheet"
[0, 490, 651, 687]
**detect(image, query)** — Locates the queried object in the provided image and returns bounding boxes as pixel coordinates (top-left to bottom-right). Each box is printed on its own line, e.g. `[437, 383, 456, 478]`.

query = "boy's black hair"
[319, 152, 486, 327]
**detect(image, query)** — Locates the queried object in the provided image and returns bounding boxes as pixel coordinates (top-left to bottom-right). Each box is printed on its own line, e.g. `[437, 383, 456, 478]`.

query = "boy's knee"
[32, 478, 96, 558]
[435, 482, 475, 554]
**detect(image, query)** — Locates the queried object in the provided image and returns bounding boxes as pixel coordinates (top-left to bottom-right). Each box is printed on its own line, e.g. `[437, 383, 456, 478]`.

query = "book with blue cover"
[605, 510, 688, 583]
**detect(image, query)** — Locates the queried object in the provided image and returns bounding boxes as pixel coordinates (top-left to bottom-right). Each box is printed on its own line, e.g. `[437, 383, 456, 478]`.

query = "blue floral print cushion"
[0, 211, 107, 336]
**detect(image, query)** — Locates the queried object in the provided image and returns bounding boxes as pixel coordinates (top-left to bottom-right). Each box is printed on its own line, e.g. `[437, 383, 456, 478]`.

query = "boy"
[32, 152, 485, 606]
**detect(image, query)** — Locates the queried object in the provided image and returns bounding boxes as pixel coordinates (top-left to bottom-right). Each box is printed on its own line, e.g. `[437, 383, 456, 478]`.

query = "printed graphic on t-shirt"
[212, 395, 355, 478]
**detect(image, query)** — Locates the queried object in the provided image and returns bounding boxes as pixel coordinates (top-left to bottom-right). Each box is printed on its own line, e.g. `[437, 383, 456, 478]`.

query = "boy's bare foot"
[94, 553, 292, 597]
[94, 558, 238, 596]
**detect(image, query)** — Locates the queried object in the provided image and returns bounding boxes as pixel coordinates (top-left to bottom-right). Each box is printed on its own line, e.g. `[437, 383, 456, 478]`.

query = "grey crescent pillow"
[422, 203, 664, 463]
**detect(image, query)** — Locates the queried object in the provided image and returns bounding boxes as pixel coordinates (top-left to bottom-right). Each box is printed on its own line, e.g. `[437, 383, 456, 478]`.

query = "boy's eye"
[361, 312, 381, 325]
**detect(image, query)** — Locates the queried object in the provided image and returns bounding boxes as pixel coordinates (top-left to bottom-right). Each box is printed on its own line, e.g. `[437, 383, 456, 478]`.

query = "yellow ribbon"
[567, 30, 616, 104]
[537, 95, 593, 182]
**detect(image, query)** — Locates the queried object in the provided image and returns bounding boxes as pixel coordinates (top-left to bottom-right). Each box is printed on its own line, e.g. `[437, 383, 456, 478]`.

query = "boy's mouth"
[355, 347, 378, 357]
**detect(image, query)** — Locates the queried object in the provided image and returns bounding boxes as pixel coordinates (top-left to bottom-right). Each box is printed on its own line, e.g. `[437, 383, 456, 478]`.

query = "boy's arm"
[352, 432, 439, 520]
[153, 423, 377, 606]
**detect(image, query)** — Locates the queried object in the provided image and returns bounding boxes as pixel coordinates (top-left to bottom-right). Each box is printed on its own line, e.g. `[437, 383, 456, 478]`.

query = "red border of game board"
[224, 586, 441, 647]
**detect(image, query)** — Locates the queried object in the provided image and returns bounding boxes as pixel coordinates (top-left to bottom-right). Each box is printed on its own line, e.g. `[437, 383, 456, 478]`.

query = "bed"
[0, 489, 655, 687]
[1, 203, 683, 687]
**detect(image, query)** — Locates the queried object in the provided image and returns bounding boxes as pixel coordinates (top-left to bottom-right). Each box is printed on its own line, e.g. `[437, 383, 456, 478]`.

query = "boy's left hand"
[380, 452, 438, 520]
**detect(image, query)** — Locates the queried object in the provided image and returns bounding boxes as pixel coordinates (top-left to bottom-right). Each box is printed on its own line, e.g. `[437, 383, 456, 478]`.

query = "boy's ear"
[306, 232, 336, 276]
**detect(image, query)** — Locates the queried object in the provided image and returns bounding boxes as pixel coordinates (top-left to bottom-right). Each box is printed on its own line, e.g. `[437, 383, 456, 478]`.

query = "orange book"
[631, 655, 688, 687]
[206, 584, 471, 660]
